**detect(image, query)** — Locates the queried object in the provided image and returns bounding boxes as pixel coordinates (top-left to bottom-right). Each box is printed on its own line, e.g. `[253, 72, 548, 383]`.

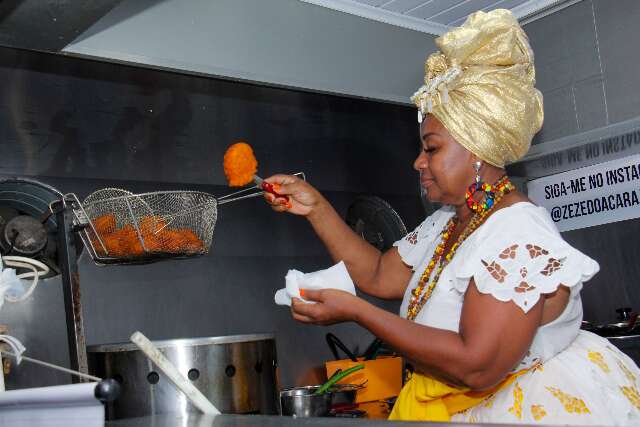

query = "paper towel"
[275, 261, 356, 306]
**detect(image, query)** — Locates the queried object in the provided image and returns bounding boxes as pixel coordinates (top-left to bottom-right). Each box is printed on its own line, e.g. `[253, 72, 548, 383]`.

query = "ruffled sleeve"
[450, 204, 600, 313]
[393, 207, 455, 271]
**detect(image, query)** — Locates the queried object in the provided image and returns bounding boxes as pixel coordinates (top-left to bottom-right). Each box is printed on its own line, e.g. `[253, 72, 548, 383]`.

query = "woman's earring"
[473, 161, 482, 183]
[465, 161, 495, 214]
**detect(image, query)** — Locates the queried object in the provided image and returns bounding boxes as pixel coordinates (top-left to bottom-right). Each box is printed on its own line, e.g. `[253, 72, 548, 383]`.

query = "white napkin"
[0, 257, 26, 312]
[274, 261, 356, 306]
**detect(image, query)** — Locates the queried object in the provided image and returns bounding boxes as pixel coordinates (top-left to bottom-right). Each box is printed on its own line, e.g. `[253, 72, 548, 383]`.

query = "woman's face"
[414, 115, 476, 205]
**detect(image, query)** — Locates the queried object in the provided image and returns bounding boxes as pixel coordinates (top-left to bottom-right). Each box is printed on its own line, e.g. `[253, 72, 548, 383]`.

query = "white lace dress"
[393, 202, 640, 425]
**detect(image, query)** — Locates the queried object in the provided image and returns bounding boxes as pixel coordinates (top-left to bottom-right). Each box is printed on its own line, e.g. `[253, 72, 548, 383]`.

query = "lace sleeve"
[393, 207, 454, 271]
[451, 205, 599, 313]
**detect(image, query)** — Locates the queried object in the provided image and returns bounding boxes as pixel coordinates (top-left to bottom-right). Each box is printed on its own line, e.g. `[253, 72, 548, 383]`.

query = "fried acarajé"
[223, 142, 257, 187]
[90, 214, 204, 257]
[92, 213, 116, 233]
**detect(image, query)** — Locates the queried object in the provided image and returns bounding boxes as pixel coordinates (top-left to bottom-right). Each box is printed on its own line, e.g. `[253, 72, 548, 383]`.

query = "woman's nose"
[413, 151, 427, 171]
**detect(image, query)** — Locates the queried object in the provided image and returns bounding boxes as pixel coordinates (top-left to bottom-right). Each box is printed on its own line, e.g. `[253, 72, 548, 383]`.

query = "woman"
[264, 10, 640, 425]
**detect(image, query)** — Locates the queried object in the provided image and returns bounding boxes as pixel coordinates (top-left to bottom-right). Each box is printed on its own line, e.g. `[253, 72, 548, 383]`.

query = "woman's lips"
[421, 178, 435, 188]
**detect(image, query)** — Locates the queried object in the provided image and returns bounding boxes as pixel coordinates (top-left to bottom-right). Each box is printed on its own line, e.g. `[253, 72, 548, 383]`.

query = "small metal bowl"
[279, 386, 333, 417]
[330, 384, 360, 405]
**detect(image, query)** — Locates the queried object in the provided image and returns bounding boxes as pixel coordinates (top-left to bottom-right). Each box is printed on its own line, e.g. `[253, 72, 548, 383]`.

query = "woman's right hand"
[263, 174, 324, 217]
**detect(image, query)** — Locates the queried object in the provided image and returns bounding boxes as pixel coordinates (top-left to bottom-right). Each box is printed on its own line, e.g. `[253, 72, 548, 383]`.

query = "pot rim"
[87, 333, 275, 353]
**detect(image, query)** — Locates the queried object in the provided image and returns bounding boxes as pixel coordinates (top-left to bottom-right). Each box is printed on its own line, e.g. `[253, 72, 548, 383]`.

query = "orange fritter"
[90, 214, 204, 258]
[223, 142, 257, 187]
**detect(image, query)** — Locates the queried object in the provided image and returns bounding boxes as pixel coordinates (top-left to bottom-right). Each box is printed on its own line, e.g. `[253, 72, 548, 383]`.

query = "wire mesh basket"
[67, 189, 218, 265]
[64, 172, 305, 266]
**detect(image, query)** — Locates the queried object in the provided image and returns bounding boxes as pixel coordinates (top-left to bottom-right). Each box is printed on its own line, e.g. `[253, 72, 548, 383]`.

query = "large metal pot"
[88, 334, 278, 419]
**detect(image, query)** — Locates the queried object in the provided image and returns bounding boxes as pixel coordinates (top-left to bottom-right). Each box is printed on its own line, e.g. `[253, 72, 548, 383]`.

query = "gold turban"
[411, 9, 544, 168]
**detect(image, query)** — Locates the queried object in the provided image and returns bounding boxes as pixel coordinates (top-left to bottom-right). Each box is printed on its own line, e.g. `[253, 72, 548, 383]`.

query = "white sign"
[527, 154, 640, 232]
[509, 116, 640, 179]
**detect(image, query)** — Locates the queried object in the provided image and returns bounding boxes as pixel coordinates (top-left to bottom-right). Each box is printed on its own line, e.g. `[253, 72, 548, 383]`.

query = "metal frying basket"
[66, 189, 217, 265]
[64, 172, 305, 266]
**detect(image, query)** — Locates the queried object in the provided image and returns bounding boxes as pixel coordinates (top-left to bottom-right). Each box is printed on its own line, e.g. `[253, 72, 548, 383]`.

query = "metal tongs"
[217, 172, 305, 206]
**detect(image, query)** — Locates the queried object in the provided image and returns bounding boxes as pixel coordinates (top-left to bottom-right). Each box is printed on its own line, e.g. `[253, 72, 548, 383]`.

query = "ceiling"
[0, 0, 582, 53]
[0, 0, 586, 105]
[299, 0, 582, 34]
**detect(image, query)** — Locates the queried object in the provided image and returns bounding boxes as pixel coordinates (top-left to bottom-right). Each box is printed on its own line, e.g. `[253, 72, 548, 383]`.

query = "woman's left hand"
[291, 289, 362, 326]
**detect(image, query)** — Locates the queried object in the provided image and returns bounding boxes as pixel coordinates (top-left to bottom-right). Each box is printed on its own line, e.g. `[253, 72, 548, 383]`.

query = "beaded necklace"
[406, 176, 515, 321]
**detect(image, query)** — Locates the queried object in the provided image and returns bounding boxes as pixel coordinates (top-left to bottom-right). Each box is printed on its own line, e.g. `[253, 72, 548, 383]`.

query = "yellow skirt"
[389, 370, 527, 421]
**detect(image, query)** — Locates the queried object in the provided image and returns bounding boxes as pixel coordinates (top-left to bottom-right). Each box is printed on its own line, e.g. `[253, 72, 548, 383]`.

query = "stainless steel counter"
[105, 414, 585, 427]
[107, 414, 399, 426]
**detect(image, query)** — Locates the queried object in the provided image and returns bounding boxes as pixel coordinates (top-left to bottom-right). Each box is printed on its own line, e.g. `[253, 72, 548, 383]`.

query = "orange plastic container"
[324, 356, 403, 403]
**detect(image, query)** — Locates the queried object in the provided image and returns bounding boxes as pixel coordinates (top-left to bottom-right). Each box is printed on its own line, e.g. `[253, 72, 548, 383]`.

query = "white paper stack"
[0, 382, 104, 427]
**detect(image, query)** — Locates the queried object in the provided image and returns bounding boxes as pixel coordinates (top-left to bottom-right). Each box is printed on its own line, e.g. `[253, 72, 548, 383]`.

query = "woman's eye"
[423, 147, 435, 154]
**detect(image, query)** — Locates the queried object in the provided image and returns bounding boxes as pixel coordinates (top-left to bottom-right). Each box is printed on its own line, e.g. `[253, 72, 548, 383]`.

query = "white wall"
[63, 0, 436, 104]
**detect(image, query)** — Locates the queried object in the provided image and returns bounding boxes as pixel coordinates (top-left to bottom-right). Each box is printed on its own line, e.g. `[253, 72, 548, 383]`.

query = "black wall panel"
[0, 46, 425, 390]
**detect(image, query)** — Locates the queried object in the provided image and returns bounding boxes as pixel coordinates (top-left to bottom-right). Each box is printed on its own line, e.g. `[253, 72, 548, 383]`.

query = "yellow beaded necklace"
[406, 176, 514, 321]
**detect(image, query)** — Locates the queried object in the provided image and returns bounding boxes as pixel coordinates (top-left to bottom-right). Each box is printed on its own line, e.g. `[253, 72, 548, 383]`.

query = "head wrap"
[411, 9, 544, 168]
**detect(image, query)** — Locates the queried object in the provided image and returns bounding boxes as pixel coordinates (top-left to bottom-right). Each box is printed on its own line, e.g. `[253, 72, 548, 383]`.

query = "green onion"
[314, 364, 364, 395]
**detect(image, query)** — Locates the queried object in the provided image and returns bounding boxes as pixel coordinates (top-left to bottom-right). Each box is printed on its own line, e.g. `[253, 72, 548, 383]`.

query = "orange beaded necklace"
[406, 176, 515, 321]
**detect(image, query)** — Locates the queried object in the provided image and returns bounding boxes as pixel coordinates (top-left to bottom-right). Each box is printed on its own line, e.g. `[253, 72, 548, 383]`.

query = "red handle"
[261, 182, 292, 208]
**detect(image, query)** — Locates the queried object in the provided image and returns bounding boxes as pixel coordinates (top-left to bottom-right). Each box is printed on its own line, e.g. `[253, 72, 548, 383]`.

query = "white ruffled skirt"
[452, 331, 640, 425]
